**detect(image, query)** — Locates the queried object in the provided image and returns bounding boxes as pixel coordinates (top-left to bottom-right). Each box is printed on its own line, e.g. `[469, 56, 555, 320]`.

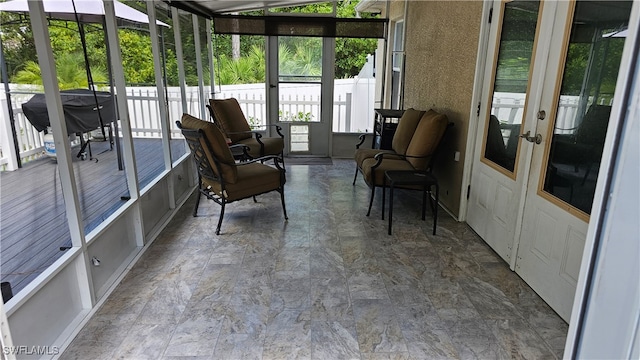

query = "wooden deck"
[0, 138, 186, 295]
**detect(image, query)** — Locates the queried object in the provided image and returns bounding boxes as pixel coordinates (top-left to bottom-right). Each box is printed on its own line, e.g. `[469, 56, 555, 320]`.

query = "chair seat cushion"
[354, 148, 396, 168]
[238, 136, 284, 158]
[361, 158, 415, 186]
[203, 163, 282, 202]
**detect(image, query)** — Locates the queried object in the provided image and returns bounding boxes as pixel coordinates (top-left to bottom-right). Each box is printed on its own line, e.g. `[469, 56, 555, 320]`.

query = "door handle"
[269, 84, 277, 88]
[520, 130, 542, 144]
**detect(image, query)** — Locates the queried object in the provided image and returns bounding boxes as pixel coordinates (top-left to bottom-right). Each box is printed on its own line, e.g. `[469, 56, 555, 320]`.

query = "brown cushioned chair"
[178, 113, 288, 235]
[207, 98, 285, 160]
[353, 109, 451, 216]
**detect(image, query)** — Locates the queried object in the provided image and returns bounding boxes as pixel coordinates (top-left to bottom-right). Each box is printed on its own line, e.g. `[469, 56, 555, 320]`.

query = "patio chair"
[177, 113, 288, 235]
[207, 98, 285, 160]
[353, 109, 451, 216]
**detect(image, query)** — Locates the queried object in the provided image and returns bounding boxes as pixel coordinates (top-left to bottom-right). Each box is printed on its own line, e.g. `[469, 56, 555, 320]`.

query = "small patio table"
[384, 170, 439, 235]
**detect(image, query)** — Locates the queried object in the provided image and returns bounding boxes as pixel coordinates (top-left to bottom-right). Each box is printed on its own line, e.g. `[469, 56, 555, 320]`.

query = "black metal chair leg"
[353, 167, 359, 185]
[381, 179, 386, 220]
[280, 189, 289, 220]
[216, 201, 226, 235]
[388, 184, 394, 235]
[253, 196, 257, 203]
[193, 190, 201, 217]
[433, 184, 439, 235]
[366, 186, 376, 216]
[422, 187, 427, 221]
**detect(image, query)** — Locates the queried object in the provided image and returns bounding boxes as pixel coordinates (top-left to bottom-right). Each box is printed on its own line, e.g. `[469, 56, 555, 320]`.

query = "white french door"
[468, 0, 633, 322]
[515, 0, 632, 321]
[467, 0, 543, 264]
[267, 36, 333, 156]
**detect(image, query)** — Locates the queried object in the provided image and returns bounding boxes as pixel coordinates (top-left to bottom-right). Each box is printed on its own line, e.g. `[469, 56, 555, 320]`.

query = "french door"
[468, 0, 632, 321]
[467, 0, 543, 264]
[267, 36, 334, 156]
[515, 0, 632, 321]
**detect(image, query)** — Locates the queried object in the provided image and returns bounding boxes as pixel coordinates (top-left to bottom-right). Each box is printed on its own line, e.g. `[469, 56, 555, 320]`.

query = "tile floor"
[61, 160, 568, 359]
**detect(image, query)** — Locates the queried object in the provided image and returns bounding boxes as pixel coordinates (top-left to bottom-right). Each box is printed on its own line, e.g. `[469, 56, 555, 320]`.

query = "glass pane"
[483, 0, 540, 172]
[269, 2, 334, 15]
[279, 83, 321, 123]
[278, 37, 322, 123]
[543, 1, 631, 214]
[213, 35, 267, 127]
[334, 37, 377, 133]
[0, 19, 76, 296]
[278, 37, 322, 82]
[119, 1, 166, 189]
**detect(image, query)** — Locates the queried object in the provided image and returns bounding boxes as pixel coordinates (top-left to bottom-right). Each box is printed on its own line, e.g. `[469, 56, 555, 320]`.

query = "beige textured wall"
[403, 0, 483, 217]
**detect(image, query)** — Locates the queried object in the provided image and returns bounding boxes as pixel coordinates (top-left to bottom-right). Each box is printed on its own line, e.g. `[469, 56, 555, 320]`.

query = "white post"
[172, 8, 188, 114]
[104, 0, 144, 247]
[0, 298, 15, 360]
[192, 15, 206, 119]
[206, 19, 215, 98]
[0, 92, 18, 170]
[147, 0, 175, 208]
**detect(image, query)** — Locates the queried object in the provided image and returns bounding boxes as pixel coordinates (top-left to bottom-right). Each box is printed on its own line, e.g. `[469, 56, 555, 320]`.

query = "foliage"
[1, 1, 377, 88]
[12, 52, 107, 90]
[279, 110, 313, 122]
[215, 45, 265, 84]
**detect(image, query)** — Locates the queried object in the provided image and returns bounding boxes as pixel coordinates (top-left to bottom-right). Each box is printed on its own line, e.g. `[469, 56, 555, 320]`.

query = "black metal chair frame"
[178, 123, 288, 235]
[354, 123, 453, 218]
[206, 103, 286, 161]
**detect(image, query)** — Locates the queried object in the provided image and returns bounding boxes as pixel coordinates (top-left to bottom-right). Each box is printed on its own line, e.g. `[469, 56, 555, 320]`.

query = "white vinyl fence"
[0, 83, 604, 171]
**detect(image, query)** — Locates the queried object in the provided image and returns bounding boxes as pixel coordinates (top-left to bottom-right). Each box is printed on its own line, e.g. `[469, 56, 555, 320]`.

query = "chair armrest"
[250, 124, 285, 138]
[371, 152, 429, 170]
[229, 144, 252, 160]
[237, 154, 286, 171]
[355, 133, 367, 149]
[370, 152, 405, 170]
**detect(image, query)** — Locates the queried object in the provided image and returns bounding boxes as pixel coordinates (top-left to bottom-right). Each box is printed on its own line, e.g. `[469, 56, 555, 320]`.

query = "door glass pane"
[278, 36, 322, 123]
[391, 21, 404, 110]
[483, 0, 540, 172]
[543, 1, 631, 214]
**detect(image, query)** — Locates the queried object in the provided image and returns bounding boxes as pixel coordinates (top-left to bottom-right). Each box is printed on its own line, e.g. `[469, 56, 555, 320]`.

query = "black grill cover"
[22, 89, 116, 135]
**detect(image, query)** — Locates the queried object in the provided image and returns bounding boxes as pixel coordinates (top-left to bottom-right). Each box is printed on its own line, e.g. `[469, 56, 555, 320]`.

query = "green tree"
[12, 52, 107, 90]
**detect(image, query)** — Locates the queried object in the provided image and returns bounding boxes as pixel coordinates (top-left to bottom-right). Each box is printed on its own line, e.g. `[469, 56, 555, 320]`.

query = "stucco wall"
[403, 0, 483, 217]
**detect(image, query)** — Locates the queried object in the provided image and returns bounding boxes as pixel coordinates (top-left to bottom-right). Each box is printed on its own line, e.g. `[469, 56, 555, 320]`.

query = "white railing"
[3, 87, 603, 171]
[0, 83, 359, 170]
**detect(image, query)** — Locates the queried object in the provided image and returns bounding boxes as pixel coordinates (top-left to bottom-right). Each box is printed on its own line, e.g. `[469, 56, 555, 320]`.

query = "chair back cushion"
[575, 104, 611, 147]
[392, 108, 425, 155]
[181, 113, 238, 183]
[484, 115, 508, 162]
[209, 98, 253, 143]
[405, 109, 449, 170]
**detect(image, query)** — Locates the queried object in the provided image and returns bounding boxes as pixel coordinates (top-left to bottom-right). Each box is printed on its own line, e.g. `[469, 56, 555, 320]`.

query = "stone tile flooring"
[61, 160, 568, 359]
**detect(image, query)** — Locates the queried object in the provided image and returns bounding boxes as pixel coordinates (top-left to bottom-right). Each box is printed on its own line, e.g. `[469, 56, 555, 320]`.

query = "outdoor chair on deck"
[178, 113, 288, 235]
[207, 98, 285, 161]
[353, 108, 451, 217]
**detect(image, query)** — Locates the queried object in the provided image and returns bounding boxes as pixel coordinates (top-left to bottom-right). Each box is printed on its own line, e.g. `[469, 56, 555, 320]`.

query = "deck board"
[0, 138, 187, 294]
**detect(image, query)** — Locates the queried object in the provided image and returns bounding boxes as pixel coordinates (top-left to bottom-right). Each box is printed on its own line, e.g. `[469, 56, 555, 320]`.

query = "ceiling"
[164, 0, 328, 18]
